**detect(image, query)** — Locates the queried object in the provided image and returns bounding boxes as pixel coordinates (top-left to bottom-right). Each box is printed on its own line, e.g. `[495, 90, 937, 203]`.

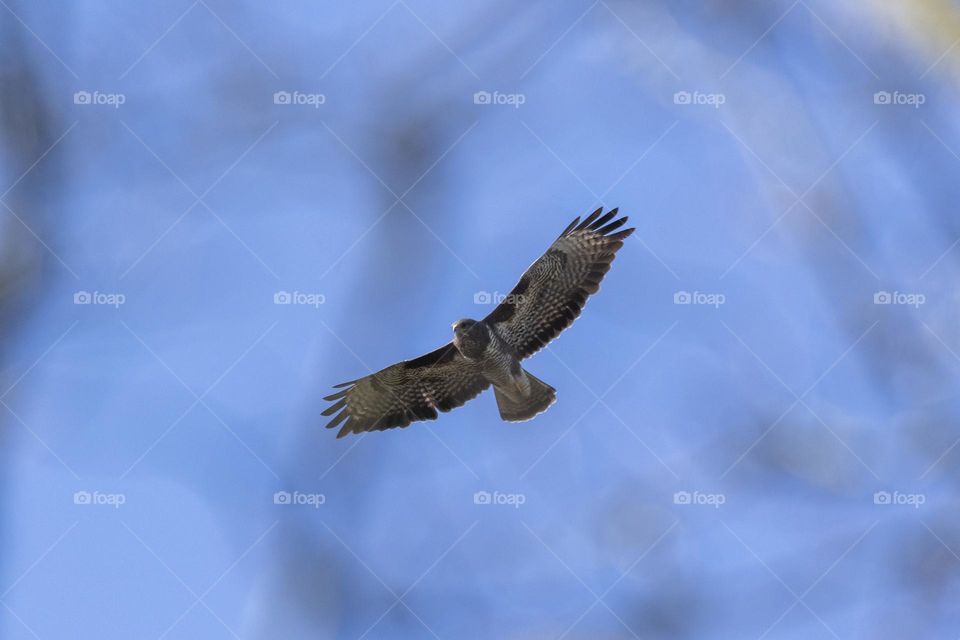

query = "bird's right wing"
[322, 343, 490, 438]
[485, 207, 634, 359]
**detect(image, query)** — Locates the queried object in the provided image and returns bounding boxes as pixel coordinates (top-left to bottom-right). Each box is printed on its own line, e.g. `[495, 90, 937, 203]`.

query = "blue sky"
[3, 1, 960, 638]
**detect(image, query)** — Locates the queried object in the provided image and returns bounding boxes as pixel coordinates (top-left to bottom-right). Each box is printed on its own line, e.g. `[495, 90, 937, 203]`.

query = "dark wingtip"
[323, 388, 349, 401]
[321, 399, 346, 416]
[589, 208, 617, 230]
[596, 216, 627, 236]
[560, 216, 581, 238]
[567, 208, 632, 236]
[324, 408, 349, 431]
[610, 227, 635, 240]
[577, 207, 603, 231]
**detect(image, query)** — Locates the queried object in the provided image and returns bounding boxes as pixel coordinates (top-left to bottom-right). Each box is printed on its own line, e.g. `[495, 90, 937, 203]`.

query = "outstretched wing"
[322, 343, 490, 438]
[485, 207, 634, 359]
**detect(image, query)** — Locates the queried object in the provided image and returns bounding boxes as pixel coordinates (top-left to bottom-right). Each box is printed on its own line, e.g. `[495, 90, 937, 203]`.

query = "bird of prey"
[323, 207, 634, 438]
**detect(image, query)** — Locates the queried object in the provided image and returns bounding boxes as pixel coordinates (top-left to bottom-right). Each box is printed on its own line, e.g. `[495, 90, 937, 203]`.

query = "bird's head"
[452, 319, 488, 359]
[451, 318, 478, 336]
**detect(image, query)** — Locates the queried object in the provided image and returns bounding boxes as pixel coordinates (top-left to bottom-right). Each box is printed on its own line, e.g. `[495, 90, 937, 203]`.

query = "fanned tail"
[494, 370, 556, 422]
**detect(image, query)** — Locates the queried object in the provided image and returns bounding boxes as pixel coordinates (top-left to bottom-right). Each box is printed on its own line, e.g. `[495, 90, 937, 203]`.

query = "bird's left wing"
[485, 207, 634, 359]
[322, 343, 490, 438]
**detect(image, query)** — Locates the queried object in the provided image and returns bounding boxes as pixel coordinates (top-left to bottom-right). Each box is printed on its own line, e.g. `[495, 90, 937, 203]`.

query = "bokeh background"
[2, 1, 960, 638]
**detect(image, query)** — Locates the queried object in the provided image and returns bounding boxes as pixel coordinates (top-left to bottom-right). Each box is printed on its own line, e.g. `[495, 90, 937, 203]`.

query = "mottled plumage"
[323, 207, 634, 437]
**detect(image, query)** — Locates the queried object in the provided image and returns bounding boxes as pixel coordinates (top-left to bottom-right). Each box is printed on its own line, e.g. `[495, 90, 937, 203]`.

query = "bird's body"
[453, 318, 557, 421]
[323, 207, 634, 437]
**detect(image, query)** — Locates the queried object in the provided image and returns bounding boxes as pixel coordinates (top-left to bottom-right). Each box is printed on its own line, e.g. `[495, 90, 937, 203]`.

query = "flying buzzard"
[323, 207, 634, 438]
